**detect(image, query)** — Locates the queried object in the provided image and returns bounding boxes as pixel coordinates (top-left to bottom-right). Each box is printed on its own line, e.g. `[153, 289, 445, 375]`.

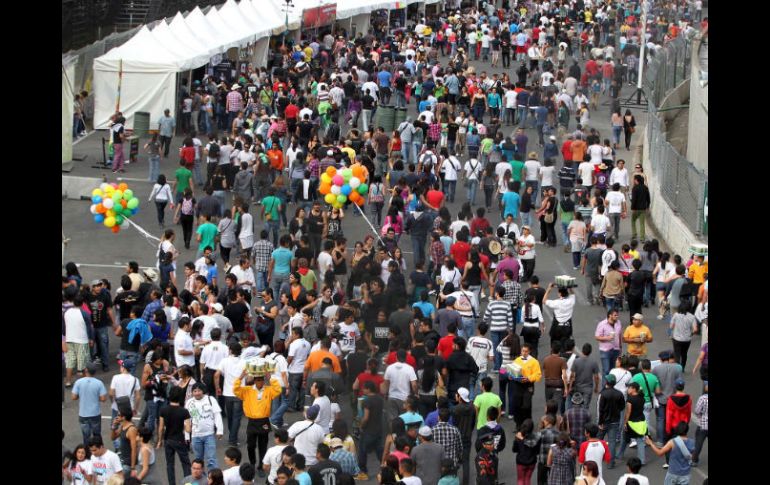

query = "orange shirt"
[267, 149, 284, 171]
[571, 140, 587, 162]
[304, 349, 342, 374]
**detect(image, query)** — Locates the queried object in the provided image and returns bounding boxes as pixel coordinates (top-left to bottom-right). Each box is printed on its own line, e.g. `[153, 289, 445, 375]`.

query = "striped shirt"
[483, 299, 514, 333]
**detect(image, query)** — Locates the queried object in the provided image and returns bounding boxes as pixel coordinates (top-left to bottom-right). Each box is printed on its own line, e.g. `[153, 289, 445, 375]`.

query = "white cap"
[471, 237, 482, 245]
[212, 303, 224, 313]
[457, 388, 470, 402]
[418, 425, 433, 437]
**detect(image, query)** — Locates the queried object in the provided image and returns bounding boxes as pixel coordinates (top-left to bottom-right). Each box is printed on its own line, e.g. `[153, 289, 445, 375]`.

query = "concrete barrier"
[62, 175, 103, 200]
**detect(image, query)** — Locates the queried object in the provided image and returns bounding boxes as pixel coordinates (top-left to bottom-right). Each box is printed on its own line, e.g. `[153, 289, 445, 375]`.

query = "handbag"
[544, 211, 555, 223]
[640, 372, 660, 409]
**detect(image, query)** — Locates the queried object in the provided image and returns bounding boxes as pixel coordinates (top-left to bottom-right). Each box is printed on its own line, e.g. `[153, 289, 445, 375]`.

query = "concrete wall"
[686, 34, 708, 172]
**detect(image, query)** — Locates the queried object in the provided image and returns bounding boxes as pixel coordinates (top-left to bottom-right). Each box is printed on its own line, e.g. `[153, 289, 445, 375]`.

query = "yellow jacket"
[233, 376, 282, 419]
[688, 261, 708, 284]
[513, 356, 542, 383]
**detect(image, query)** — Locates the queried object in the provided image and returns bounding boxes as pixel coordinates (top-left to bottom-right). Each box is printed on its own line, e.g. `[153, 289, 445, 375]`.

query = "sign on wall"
[303, 3, 337, 29]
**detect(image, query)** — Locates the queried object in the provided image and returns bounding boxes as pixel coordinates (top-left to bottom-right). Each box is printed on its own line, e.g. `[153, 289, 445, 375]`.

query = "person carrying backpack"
[174, 188, 197, 249]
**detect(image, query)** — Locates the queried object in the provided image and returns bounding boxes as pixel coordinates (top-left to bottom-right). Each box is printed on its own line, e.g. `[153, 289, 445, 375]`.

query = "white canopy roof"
[216, 0, 258, 47]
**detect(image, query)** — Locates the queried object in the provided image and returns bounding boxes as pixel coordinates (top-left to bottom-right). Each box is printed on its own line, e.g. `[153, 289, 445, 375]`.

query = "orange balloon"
[120, 200, 128, 208]
[348, 191, 361, 203]
[325, 166, 337, 177]
[118, 183, 129, 191]
[319, 183, 331, 195]
[351, 164, 364, 178]
[355, 197, 365, 206]
[96, 203, 106, 213]
[111, 226, 120, 233]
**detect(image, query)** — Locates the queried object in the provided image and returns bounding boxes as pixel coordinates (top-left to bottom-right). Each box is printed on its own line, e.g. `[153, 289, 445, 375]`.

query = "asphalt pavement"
[62, 44, 707, 485]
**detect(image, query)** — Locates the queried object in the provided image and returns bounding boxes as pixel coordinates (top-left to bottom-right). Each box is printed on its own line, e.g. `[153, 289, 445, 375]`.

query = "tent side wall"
[93, 61, 177, 130]
[63, 58, 76, 165]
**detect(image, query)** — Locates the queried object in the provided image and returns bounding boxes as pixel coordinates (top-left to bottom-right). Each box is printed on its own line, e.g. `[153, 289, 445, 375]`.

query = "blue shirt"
[377, 70, 392, 87]
[440, 235, 453, 255]
[205, 265, 218, 284]
[412, 301, 436, 320]
[72, 377, 107, 417]
[669, 437, 695, 476]
[271, 247, 294, 274]
[158, 116, 175, 137]
[425, 409, 454, 427]
[399, 411, 425, 429]
[142, 299, 163, 322]
[296, 471, 311, 485]
[502, 191, 521, 218]
[487, 93, 501, 108]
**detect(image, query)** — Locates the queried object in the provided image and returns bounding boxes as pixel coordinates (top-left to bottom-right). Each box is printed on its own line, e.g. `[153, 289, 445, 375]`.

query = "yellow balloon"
[324, 193, 337, 205]
[106, 209, 116, 217]
[104, 216, 116, 228]
[320, 173, 332, 185]
[92, 189, 103, 197]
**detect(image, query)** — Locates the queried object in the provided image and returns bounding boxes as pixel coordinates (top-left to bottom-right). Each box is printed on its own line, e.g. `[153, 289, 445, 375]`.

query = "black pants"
[484, 185, 495, 209]
[220, 245, 233, 264]
[520, 325, 541, 358]
[627, 293, 643, 320]
[624, 130, 633, 150]
[502, 51, 510, 67]
[155, 201, 168, 225]
[692, 426, 708, 462]
[521, 258, 536, 282]
[202, 367, 219, 396]
[512, 381, 534, 428]
[460, 440, 472, 485]
[160, 135, 172, 157]
[537, 461, 550, 485]
[164, 439, 191, 485]
[309, 233, 323, 260]
[180, 214, 194, 248]
[672, 339, 692, 370]
[246, 418, 271, 467]
[206, 163, 218, 185]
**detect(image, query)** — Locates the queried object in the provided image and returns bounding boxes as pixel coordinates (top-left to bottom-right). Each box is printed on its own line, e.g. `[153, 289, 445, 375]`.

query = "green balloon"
[113, 205, 123, 215]
[342, 171, 352, 182]
[127, 197, 139, 210]
[112, 193, 122, 204]
[336, 194, 347, 204]
[115, 214, 124, 225]
[123, 189, 134, 200]
[357, 183, 369, 194]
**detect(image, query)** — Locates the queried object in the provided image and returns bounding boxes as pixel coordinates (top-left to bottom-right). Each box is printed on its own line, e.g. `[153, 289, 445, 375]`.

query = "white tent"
[62, 55, 77, 166]
[217, 0, 259, 46]
[184, 7, 228, 51]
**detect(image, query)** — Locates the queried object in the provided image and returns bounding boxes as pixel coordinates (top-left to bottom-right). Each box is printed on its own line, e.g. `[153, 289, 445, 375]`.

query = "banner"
[303, 3, 337, 30]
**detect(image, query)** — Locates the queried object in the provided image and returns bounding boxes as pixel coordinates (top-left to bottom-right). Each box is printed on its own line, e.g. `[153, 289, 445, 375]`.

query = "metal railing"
[644, 36, 708, 238]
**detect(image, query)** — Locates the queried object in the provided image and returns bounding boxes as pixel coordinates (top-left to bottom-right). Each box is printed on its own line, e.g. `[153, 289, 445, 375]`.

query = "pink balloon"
[332, 175, 345, 186]
[111, 183, 119, 188]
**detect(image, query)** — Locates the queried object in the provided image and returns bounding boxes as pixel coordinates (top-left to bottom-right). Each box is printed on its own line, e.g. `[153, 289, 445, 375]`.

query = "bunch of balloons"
[318, 164, 369, 209]
[89, 182, 140, 234]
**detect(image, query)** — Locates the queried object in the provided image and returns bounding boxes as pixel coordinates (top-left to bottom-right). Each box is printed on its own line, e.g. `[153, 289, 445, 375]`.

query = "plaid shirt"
[539, 426, 560, 463]
[308, 158, 320, 179]
[428, 122, 441, 141]
[565, 406, 591, 441]
[432, 422, 463, 466]
[251, 239, 274, 272]
[694, 393, 708, 430]
[227, 90, 243, 112]
[330, 449, 360, 475]
[430, 240, 446, 267]
[501, 279, 523, 308]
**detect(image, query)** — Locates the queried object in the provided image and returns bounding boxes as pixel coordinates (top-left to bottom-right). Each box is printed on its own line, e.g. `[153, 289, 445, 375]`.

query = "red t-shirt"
[385, 351, 417, 369]
[450, 241, 471, 268]
[438, 334, 456, 360]
[470, 217, 490, 238]
[355, 371, 384, 397]
[284, 104, 299, 120]
[585, 59, 599, 77]
[180, 146, 195, 168]
[425, 190, 444, 209]
[561, 140, 573, 161]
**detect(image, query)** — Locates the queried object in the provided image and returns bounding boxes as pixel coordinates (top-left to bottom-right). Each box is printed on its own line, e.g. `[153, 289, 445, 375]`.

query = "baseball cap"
[571, 392, 584, 405]
[418, 426, 433, 437]
[327, 150, 334, 156]
[675, 378, 685, 390]
[658, 350, 673, 360]
[118, 358, 136, 372]
[632, 313, 644, 320]
[306, 405, 320, 420]
[605, 374, 617, 385]
[90, 279, 103, 287]
[457, 387, 471, 402]
[212, 303, 224, 313]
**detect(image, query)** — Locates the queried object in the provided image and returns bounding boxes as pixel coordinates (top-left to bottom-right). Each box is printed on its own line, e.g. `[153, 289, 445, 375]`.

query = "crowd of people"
[64, 1, 708, 484]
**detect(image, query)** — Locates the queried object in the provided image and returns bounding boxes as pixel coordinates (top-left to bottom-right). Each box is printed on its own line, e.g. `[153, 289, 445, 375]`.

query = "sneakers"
[629, 441, 638, 448]
[657, 315, 664, 320]
[355, 473, 369, 481]
[662, 463, 669, 469]
[508, 414, 514, 420]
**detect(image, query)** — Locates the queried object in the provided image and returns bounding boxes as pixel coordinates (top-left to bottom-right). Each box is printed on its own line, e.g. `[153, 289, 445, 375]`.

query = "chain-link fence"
[644, 35, 708, 238]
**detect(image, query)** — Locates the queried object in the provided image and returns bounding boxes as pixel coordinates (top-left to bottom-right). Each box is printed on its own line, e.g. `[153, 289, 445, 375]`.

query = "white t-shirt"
[449, 220, 471, 240]
[262, 444, 288, 484]
[505, 89, 518, 108]
[318, 251, 334, 278]
[384, 362, 417, 401]
[609, 368, 633, 396]
[310, 340, 342, 357]
[109, 373, 140, 411]
[448, 290, 479, 318]
[217, 355, 246, 398]
[64, 307, 90, 344]
[90, 450, 123, 484]
[401, 477, 423, 485]
[518, 235, 536, 260]
[606, 191, 625, 214]
[600, 249, 617, 277]
[495, 160, 511, 180]
[442, 156, 461, 181]
[467, 336, 494, 373]
[200, 340, 230, 371]
[68, 459, 93, 485]
[464, 160, 482, 180]
[197, 315, 220, 341]
[609, 167, 629, 187]
[329, 402, 341, 431]
[174, 329, 196, 367]
[579, 162, 595, 185]
[185, 395, 224, 437]
[655, 262, 675, 283]
[520, 304, 544, 325]
[617, 474, 650, 485]
[223, 464, 244, 485]
[582, 440, 609, 478]
[588, 145, 604, 164]
[439, 266, 463, 291]
[239, 213, 254, 247]
[539, 166, 555, 187]
[591, 214, 611, 234]
[322, 305, 339, 323]
[524, 160, 541, 181]
[288, 338, 312, 374]
[337, 321, 361, 353]
[288, 420, 326, 466]
[544, 295, 576, 323]
[313, 395, 332, 430]
[541, 71, 555, 86]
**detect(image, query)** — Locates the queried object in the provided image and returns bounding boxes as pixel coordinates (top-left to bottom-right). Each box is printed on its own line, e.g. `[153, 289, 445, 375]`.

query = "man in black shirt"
[306, 202, 325, 259]
[445, 337, 479, 399]
[362, 279, 388, 355]
[630, 175, 651, 241]
[524, 275, 547, 308]
[293, 235, 316, 271]
[88, 279, 116, 371]
[113, 275, 139, 321]
[158, 386, 192, 484]
[224, 289, 250, 339]
[358, 381, 384, 479]
[308, 443, 343, 485]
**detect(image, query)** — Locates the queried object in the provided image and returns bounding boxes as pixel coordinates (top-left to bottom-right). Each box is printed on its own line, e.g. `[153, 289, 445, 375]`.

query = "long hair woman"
[417, 354, 443, 417]
[173, 188, 197, 249]
[145, 132, 162, 182]
[62, 444, 93, 485]
[520, 294, 545, 358]
[148, 174, 174, 227]
[623, 109, 636, 150]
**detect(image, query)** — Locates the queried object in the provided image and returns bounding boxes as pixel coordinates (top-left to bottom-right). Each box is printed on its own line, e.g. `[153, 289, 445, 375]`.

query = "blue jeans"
[444, 179, 457, 203]
[612, 126, 623, 145]
[192, 159, 204, 186]
[93, 326, 110, 368]
[498, 374, 516, 416]
[600, 349, 620, 381]
[270, 272, 289, 302]
[255, 270, 269, 294]
[605, 296, 620, 313]
[561, 222, 570, 248]
[144, 399, 165, 435]
[200, 110, 210, 134]
[466, 179, 479, 206]
[521, 211, 532, 227]
[270, 388, 289, 427]
[491, 330, 508, 371]
[460, 316, 476, 340]
[469, 371, 487, 401]
[148, 155, 160, 182]
[656, 403, 667, 443]
[619, 430, 646, 464]
[517, 106, 528, 128]
[212, 190, 226, 217]
[192, 434, 218, 470]
[599, 421, 621, 466]
[357, 431, 384, 473]
[401, 144, 412, 165]
[664, 473, 691, 485]
[266, 220, 280, 247]
[288, 373, 304, 411]
[223, 396, 244, 445]
[411, 236, 427, 265]
[412, 142, 422, 163]
[79, 415, 101, 445]
[525, 181, 540, 206]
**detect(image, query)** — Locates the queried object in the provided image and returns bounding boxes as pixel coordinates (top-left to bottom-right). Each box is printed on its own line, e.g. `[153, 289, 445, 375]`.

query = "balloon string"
[351, 203, 392, 258]
[125, 217, 161, 245]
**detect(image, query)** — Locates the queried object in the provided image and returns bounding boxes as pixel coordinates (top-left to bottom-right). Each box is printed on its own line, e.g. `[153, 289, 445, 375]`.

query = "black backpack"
[208, 142, 220, 159]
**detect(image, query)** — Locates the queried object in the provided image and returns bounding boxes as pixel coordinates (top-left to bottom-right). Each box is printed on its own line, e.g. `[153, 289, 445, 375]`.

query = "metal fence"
[644, 35, 708, 238]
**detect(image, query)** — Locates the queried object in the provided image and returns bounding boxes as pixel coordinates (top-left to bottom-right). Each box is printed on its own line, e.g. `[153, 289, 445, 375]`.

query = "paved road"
[63, 37, 707, 485]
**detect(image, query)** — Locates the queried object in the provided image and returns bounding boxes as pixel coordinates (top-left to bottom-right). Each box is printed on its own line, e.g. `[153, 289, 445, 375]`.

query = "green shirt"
[473, 392, 503, 429]
[509, 160, 525, 182]
[196, 222, 218, 251]
[631, 372, 660, 403]
[480, 138, 494, 155]
[175, 167, 193, 194]
[261, 195, 281, 221]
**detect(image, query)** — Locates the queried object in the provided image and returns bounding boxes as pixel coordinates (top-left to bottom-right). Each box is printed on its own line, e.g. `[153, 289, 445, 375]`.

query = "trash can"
[133, 111, 150, 139]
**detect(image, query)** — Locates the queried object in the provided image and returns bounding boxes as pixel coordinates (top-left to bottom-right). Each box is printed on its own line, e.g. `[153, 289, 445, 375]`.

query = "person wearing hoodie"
[405, 204, 434, 266]
[513, 418, 542, 484]
[663, 379, 692, 468]
[475, 406, 506, 454]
